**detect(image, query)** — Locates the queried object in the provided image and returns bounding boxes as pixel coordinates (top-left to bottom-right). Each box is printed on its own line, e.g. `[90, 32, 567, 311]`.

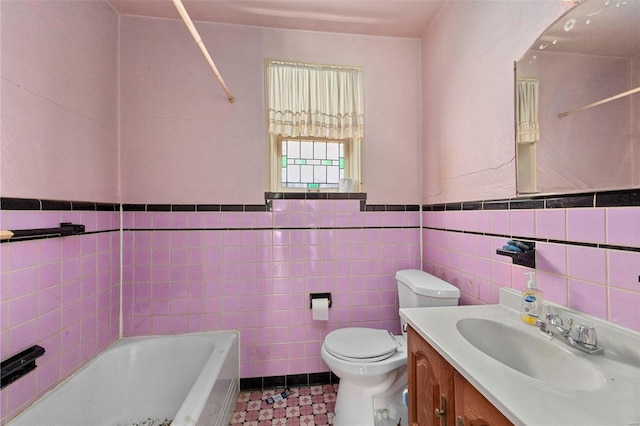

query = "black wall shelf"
[6, 222, 85, 242]
[496, 241, 536, 268]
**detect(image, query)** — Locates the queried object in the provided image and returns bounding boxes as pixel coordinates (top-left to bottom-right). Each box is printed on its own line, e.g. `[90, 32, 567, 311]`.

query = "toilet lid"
[324, 328, 397, 362]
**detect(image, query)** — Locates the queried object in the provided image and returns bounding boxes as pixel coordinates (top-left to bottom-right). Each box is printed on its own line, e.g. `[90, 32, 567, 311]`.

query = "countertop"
[400, 288, 640, 426]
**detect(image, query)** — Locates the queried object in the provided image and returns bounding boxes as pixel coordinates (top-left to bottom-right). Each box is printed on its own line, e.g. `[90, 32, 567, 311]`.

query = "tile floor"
[229, 385, 337, 425]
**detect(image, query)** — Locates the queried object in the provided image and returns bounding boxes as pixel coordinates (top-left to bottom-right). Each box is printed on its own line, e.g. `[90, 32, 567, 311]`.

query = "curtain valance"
[267, 60, 364, 139]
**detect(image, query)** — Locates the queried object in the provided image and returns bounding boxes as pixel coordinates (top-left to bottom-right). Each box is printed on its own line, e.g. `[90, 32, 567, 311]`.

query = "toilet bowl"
[321, 328, 407, 426]
[321, 269, 460, 426]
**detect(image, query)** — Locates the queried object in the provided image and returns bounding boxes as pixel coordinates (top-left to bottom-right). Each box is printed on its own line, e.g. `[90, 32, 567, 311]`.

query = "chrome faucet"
[537, 312, 604, 355]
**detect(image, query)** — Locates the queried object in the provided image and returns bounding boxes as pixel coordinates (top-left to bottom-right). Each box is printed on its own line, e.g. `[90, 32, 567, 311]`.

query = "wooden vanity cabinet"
[407, 327, 512, 426]
[407, 325, 455, 426]
[453, 373, 512, 426]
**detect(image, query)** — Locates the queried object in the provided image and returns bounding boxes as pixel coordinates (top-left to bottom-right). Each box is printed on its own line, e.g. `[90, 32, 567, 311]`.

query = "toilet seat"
[324, 328, 397, 362]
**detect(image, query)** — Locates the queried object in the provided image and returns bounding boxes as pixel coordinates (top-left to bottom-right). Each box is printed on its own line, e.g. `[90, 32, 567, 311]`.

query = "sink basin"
[456, 318, 604, 390]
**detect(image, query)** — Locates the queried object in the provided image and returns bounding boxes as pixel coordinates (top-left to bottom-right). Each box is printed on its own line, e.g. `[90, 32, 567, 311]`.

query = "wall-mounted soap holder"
[496, 241, 536, 268]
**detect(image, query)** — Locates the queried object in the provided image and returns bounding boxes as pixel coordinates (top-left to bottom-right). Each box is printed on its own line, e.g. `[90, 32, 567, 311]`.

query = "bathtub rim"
[172, 330, 240, 426]
[6, 330, 241, 426]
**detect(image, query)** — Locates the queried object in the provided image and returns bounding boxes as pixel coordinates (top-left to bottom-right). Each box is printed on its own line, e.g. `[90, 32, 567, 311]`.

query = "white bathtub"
[8, 331, 239, 426]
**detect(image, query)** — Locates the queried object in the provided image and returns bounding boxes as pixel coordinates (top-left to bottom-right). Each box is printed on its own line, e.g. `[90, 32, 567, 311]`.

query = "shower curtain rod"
[557, 85, 640, 119]
[172, 0, 235, 103]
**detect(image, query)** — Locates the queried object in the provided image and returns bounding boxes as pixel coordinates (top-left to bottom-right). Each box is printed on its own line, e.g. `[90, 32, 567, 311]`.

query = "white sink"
[401, 289, 640, 425]
[456, 318, 604, 390]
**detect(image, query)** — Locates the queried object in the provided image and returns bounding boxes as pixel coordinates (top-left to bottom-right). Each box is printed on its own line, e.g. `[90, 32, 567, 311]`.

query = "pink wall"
[0, 210, 121, 423]
[420, 1, 569, 204]
[122, 199, 421, 378]
[423, 204, 640, 332]
[419, 0, 639, 333]
[119, 17, 422, 205]
[634, 55, 640, 186]
[0, 2, 120, 423]
[0, 1, 119, 203]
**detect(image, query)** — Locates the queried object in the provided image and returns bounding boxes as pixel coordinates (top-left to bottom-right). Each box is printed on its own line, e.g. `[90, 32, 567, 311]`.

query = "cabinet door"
[453, 372, 513, 426]
[408, 327, 455, 426]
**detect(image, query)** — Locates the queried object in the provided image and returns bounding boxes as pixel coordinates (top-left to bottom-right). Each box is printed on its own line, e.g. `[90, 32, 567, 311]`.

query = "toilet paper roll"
[312, 298, 330, 321]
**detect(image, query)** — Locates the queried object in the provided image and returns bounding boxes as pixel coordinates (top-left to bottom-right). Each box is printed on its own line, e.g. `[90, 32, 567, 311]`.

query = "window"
[266, 60, 364, 192]
[279, 137, 348, 190]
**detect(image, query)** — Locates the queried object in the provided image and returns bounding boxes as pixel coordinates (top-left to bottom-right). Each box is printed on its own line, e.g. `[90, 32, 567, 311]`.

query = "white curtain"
[267, 61, 364, 139]
[516, 78, 540, 144]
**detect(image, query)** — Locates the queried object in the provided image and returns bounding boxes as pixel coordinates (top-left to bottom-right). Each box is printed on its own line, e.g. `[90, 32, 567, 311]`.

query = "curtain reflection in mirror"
[516, 78, 539, 193]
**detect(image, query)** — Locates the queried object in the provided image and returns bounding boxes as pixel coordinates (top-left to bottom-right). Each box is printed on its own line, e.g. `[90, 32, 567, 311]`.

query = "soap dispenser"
[521, 272, 543, 325]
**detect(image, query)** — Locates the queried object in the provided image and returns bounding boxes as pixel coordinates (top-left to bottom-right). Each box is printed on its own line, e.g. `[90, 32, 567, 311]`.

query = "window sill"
[265, 192, 366, 201]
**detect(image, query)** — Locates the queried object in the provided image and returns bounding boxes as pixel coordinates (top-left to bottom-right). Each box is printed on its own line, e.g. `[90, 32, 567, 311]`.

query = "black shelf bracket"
[496, 241, 536, 268]
[1, 345, 46, 389]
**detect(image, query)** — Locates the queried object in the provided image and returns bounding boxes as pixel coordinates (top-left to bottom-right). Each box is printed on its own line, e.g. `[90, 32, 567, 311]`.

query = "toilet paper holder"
[310, 292, 332, 309]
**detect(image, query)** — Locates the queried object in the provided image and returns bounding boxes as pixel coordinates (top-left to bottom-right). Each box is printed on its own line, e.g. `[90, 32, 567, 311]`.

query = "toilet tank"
[396, 269, 460, 309]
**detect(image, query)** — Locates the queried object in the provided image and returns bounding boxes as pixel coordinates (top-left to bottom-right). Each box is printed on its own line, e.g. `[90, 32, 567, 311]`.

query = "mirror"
[515, 0, 640, 196]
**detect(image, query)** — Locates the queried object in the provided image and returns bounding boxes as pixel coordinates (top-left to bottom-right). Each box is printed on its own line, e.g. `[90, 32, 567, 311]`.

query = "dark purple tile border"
[1, 197, 118, 211]
[0, 197, 422, 242]
[422, 188, 640, 211]
[4, 188, 637, 215]
[422, 226, 640, 253]
[240, 372, 338, 391]
[265, 192, 367, 201]
[1, 197, 41, 210]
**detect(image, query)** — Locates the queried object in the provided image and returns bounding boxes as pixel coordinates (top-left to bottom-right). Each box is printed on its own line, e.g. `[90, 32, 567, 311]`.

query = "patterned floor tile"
[230, 385, 337, 426]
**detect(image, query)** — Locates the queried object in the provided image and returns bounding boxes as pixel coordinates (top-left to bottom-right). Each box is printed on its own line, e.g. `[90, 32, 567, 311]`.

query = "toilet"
[321, 269, 460, 426]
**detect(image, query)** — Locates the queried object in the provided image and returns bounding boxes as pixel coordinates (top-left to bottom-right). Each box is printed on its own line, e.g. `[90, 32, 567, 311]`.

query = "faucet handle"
[577, 325, 598, 347]
[546, 312, 563, 326]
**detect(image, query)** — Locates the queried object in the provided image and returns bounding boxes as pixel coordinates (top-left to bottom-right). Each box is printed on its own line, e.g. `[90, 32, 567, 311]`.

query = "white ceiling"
[107, 0, 447, 38]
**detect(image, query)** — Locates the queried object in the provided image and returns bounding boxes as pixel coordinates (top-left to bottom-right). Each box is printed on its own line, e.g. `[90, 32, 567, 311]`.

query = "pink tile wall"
[423, 206, 640, 332]
[123, 200, 420, 378]
[0, 211, 120, 424]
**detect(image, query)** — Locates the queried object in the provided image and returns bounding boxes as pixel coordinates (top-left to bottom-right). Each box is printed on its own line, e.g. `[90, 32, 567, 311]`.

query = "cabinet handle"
[456, 416, 464, 426]
[435, 394, 447, 426]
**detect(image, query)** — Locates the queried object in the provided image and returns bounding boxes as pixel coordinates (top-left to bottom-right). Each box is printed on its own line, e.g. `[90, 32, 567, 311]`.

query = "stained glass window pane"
[300, 165, 314, 182]
[287, 141, 300, 158]
[314, 142, 326, 159]
[288, 165, 301, 182]
[281, 139, 346, 190]
[300, 141, 314, 159]
[314, 165, 326, 183]
[327, 166, 339, 182]
[327, 143, 339, 160]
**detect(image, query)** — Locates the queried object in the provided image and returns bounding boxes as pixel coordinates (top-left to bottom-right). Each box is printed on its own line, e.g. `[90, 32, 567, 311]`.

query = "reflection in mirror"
[515, 0, 640, 196]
